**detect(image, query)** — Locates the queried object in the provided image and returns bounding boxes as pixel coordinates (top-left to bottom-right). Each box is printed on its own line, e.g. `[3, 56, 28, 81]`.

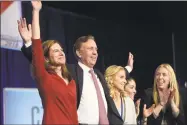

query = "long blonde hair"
[153, 63, 180, 107]
[105, 65, 126, 99]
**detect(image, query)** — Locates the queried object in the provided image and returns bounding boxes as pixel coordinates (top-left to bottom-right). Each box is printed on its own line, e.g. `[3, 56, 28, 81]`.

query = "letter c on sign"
[31, 106, 40, 125]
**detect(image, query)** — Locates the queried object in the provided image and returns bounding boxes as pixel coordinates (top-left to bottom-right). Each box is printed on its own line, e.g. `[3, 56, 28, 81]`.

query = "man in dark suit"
[19, 19, 134, 124]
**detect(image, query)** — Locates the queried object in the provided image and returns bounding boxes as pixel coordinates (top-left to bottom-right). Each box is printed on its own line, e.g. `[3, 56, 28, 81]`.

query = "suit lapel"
[107, 95, 123, 120]
[76, 64, 83, 100]
[67, 63, 83, 108]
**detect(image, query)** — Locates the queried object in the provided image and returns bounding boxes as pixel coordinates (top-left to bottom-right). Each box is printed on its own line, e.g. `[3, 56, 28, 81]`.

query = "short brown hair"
[73, 35, 95, 59]
[74, 35, 95, 50]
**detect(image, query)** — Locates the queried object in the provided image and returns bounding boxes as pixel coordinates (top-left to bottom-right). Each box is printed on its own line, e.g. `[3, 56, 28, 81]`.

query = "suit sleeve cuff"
[125, 66, 132, 73]
[25, 41, 32, 48]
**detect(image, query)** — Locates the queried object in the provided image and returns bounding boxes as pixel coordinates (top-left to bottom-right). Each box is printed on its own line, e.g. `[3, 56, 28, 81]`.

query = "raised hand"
[168, 87, 175, 103]
[17, 18, 32, 44]
[127, 52, 134, 70]
[135, 98, 141, 116]
[31, 1, 42, 11]
[168, 88, 179, 117]
[143, 104, 155, 118]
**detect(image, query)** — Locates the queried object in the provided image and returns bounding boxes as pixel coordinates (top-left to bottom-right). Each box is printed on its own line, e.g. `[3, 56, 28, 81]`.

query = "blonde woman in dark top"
[105, 65, 137, 124]
[142, 63, 185, 125]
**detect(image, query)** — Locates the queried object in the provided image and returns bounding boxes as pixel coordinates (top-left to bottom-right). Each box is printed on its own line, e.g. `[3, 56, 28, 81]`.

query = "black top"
[142, 88, 186, 125]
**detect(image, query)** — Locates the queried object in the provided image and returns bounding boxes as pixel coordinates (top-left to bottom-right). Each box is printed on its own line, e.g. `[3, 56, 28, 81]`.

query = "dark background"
[41, 1, 187, 93]
[1, 1, 187, 124]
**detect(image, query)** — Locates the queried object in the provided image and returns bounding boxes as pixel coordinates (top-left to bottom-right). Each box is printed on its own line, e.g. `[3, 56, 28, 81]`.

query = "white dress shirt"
[77, 61, 108, 124]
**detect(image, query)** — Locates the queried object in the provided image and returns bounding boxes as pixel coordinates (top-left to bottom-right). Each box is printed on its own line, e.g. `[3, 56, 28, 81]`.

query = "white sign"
[3, 88, 43, 124]
[0, 1, 23, 50]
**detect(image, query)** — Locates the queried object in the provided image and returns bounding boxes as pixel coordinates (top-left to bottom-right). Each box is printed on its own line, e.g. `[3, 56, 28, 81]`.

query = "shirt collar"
[78, 61, 93, 73]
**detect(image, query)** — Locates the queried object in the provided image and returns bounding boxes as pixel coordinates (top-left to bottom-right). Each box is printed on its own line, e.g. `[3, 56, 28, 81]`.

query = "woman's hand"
[168, 88, 180, 117]
[31, 1, 42, 11]
[135, 98, 141, 116]
[168, 88, 175, 103]
[143, 104, 155, 118]
[127, 52, 134, 71]
[31, 1, 41, 39]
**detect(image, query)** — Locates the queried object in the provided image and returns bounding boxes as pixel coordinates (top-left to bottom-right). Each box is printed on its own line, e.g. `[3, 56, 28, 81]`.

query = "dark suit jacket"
[21, 45, 127, 125]
[142, 88, 185, 125]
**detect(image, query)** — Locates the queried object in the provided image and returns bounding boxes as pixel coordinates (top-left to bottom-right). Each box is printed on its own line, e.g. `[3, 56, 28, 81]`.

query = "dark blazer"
[21, 45, 127, 125]
[142, 88, 186, 125]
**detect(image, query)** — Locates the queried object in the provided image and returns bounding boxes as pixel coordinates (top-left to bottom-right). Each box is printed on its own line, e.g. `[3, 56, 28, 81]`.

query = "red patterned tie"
[89, 69, 109, 125]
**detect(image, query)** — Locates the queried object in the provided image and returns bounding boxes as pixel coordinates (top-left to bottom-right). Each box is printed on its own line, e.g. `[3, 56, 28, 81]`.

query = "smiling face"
[78, 39, 98, 68]
[113, 69, 127, 92]
[105, 65, 127, 98]
[155, 67, 170, 90]
[125, 79, 137, 100]
[153, 64, 180, 107]
[48, 43, 65, 66]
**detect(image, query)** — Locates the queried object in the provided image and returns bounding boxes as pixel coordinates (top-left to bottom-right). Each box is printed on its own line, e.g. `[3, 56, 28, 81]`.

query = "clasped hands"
[143, 88, 178, 119]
